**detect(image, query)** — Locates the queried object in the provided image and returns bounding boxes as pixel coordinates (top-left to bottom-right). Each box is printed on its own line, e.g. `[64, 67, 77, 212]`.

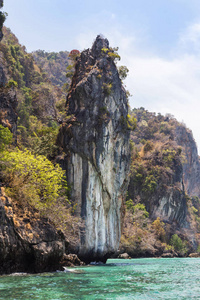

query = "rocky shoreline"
[116, 252, 200, 259]
[0, 187, 65, 275]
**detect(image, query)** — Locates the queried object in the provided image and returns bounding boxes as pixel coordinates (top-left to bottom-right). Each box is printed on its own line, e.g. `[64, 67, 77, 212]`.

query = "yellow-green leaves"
[101, 47, 121, 61]
[0, 125, 13, 151]
[6, 79, 18, 88]
[127, 114, 137, 131]
[0, 149, 68, 211]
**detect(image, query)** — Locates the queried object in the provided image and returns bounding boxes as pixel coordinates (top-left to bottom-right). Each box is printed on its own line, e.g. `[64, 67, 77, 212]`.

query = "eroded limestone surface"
[58, 36, 130, 262]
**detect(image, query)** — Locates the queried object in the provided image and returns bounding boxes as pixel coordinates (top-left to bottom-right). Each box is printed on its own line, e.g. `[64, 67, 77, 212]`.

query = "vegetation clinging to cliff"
[0, 27, 67, 150]
[0, 27, 81, 244]
[0, 1, 6, 33]
[120, 107, 200, 257]
[32, 49, 71, 89]
[0, 149, 68, 211]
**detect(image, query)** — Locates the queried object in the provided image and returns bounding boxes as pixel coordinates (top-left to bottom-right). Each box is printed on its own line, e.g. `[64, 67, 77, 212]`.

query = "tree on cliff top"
[0, 1, 7, 33]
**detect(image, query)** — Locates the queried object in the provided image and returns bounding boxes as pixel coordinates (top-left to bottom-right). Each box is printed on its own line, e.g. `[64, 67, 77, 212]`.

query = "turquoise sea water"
[0, 258, 200, 299]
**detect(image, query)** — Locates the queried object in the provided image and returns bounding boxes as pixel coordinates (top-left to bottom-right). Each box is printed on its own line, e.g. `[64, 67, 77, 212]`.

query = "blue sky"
[2, 0, 200, 149]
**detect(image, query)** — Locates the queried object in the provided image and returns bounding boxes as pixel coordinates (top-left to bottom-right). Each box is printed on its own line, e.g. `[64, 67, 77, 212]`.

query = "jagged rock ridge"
[58, 35, 130, 262]
[0, 86, 18, 136]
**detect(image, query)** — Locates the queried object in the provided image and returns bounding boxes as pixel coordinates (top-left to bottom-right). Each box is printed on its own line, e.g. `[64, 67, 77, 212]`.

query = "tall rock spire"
[58, 35, 130, 262]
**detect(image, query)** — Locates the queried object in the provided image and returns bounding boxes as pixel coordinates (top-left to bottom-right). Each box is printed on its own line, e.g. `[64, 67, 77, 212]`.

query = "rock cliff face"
[122, 109, 200, 256]
[0, 188, 65, 274]
[58, 36, 130, 262]
[0, 18, 18, 136]
[127, 109, 191, 229]
[0, 86, 18, 136]
[128, 143, 188, 228]
[175, 125, 200, 199]
[148, 155, 188, 227]
[0, 25, 67, 274]
[148, 185, 188, 228]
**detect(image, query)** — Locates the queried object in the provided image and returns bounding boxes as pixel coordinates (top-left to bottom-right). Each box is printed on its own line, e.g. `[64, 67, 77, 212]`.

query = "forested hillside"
[120, 108, 200, 257]
[32, 49, 70, 89]
[0, 27, 80, 274]
[0, 27, 70, 151]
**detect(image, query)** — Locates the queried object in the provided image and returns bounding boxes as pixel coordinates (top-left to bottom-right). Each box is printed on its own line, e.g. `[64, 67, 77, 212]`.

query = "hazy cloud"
[179, 22, 200, 52]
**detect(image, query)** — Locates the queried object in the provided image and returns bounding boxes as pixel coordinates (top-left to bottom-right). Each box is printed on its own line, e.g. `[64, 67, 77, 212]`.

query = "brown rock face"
[0, 87, 18, 137]
[0, 188, 65, 274]
[58, 35, 130, 262]
[61, 254, 85, 267]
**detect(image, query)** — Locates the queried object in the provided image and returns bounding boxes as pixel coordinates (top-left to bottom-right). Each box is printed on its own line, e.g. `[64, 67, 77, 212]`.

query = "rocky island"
[1, 2, 200, 274]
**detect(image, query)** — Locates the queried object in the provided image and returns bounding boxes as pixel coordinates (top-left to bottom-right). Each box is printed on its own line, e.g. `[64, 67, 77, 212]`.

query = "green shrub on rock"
[0, 149, 68, 211]
[170, 234, 188, 256]
[0, 125, 13, 151]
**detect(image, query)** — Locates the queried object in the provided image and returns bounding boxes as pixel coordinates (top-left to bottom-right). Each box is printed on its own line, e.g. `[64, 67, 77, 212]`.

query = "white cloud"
[179, 22, 200, 51]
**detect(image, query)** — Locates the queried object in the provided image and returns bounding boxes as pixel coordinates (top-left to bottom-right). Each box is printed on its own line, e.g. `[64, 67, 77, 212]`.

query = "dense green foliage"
[0, 120, 67, 211]
[101, 47, 121, 61]
[129, 108, 184, 197]
[121, 107, 198, 257]
[0, 149, 68, 211]
[32, 49, 71, 89]
[0, 2, 6, 32]
[0, 28, 81, 240]
[0, 12, 6, 30]
[0, 27, 66, 148]
[0, 124, 66, 212]
[170, 234, 188, 255]
[0, 125, 13, 151]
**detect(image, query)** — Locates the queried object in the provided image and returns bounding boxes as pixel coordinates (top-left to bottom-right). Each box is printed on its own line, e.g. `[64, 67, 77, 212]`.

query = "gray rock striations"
[149, 146, 188, 228]
[175, 125, 200, 199]
[128, 143, 188, 228]
[58, 35, 130, 262]
[0, 86, 18, 136]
